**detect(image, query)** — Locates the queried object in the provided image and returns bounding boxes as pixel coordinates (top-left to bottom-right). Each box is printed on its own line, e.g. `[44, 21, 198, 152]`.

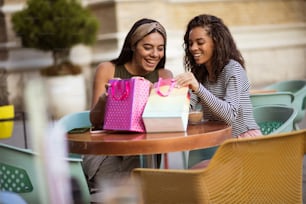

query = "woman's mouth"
[193, 53, 201, 59]
[145, 59, 158, 67]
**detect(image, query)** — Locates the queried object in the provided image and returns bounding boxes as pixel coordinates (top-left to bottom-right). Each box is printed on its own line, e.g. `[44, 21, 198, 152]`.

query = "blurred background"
[0, 1, 305, 201]
[0, 0, 305, 118]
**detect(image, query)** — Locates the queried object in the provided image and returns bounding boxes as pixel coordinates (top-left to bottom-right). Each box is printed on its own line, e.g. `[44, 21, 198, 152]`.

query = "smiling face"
[188, 26, 214, 70]
[132, 32, 165, 74]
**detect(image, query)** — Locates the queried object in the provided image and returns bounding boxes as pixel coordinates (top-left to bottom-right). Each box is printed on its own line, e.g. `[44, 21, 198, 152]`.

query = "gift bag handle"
[111, 80, 130, 100]
[156, 78, 176, 97]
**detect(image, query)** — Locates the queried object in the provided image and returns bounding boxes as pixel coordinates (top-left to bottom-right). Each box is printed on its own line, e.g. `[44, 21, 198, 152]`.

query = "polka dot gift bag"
[104, 77, 151, 132]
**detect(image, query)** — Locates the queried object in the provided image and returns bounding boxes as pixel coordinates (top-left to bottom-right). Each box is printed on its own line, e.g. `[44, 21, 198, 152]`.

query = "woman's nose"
[151, 48, 159, 57]
[190, 43, 198, 51]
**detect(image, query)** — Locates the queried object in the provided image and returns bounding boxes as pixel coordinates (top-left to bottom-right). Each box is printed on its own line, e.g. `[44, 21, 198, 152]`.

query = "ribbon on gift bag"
[111, 80, 130, 101]
[142, 78, 190, 132]
[156, 78, 176, 97]
[104, 77, 151, 132]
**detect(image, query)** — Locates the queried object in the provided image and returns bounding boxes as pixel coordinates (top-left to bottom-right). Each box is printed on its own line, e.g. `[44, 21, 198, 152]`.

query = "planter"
[44, 74, 87, 119]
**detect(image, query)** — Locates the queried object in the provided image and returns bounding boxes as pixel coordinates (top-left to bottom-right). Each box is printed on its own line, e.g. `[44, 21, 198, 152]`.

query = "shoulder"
[223, 60, 249, 85]
[223, 60, 246, 77]
[225, 60, 244, 71]
[95, 61, 115, 78]
[158, 68, 173, 79]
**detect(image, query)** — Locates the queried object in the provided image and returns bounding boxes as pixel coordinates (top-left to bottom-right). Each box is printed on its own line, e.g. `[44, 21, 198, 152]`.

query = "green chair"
[0, 142, 90, 204]
[188, 146, 218, 169]
[253, 105, 297, 135]
[56, 111, 91, 159]
[264, 80, 306, 130]
[250, 91, 294, 107]
[56, 110, 91, 132]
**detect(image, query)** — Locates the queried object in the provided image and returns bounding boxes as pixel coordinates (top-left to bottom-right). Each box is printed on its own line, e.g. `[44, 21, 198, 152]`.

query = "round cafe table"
[67, 121, 232, 168]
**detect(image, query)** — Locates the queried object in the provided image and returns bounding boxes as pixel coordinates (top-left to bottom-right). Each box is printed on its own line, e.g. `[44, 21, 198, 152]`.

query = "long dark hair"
[111, 18, 167, 70]
[183, 14, 245, 83]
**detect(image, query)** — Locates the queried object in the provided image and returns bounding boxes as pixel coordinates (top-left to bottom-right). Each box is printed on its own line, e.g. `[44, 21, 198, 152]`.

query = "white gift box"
[142, 79, 190, 133]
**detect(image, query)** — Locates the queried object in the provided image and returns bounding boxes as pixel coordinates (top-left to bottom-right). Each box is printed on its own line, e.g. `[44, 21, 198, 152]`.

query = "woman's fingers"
[175, 73, 194, 86]
[175, 73, 199, 92]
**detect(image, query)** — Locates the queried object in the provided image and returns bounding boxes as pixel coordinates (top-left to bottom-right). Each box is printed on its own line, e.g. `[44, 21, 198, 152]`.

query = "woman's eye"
[157, 46, 164, 52]
[144, 46, 152, 50]
[197, 40, 205, 45]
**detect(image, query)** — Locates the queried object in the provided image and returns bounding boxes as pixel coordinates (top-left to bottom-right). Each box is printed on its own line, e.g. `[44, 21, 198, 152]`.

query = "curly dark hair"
[183, 14, 245, 83]
[111, 18, 167, 70]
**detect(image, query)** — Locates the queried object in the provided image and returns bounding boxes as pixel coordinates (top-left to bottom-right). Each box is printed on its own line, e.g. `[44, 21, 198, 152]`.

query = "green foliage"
[11, 0, 99, 75]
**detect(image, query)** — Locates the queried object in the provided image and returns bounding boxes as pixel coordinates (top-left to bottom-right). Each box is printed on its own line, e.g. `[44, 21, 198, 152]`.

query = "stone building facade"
[0, 0, 305, 110]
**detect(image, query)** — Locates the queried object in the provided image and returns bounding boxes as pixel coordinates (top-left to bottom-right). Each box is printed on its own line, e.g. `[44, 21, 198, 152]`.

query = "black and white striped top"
[191, 59, 259, 137]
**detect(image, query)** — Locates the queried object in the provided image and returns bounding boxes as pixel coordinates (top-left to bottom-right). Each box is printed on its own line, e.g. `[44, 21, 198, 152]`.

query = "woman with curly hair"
[175, 14, 261, 169]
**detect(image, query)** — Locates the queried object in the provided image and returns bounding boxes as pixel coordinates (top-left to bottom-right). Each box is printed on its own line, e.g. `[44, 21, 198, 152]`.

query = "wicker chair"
[133, 129, 306, 204]
[188, 105, 297, 168]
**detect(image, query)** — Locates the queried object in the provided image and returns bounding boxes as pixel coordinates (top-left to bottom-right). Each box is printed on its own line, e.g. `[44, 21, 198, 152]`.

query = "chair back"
[188, 105, 297, 169]
[202, 129, 305, 203]
[253, 105, 297, 135]
[250, 91, 294, 107]
[264, 80, 306, 128]
[0, 143, 90, 204]
[133, 129, 306, 204]
[56, 111, 91, 132]
[56, 111, 91, 159]
[188, 103, 297, 168]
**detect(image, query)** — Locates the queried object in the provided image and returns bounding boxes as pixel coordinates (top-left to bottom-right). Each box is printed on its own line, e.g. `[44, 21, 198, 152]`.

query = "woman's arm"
[89, 62, 115, 129]
[195, 77, 241, 124]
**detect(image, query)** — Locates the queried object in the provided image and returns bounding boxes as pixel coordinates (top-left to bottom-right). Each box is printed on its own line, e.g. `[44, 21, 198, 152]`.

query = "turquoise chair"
[0, 142, 90, 204]
[56, 111, 91, 159]
[188, 105, 297, 168]
[250, 91, 294, 107]
[188, 146, 218, 169]
[253, 105, 297, 135]
[264, 80, 306, 130]
[56, 110, 91, 132]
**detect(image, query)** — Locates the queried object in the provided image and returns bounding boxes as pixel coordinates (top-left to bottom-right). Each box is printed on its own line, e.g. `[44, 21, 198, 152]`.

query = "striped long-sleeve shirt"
[191, 59, 259, 137]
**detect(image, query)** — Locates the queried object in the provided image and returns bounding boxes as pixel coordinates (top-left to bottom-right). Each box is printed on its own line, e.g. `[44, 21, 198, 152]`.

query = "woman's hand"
[175, 72, 199, 92]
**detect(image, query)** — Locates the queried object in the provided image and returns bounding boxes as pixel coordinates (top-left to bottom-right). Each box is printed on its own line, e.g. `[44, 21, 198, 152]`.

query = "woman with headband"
[83, 18, 173, 194]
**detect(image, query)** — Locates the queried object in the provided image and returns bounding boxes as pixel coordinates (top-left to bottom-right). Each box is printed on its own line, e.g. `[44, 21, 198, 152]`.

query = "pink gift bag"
[104, 77, 151, 132]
